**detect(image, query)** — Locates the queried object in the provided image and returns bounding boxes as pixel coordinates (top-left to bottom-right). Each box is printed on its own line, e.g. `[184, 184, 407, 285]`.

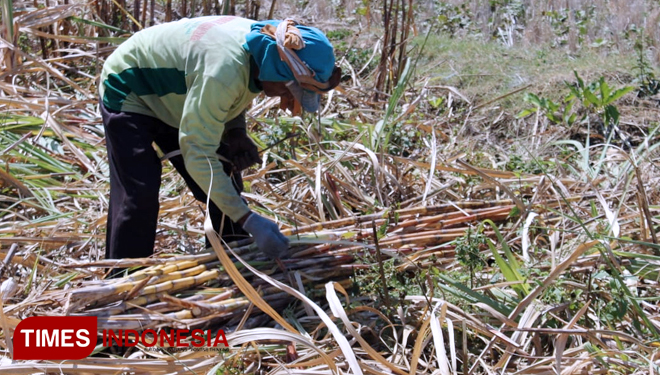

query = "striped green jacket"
[100, 16, 261, 222]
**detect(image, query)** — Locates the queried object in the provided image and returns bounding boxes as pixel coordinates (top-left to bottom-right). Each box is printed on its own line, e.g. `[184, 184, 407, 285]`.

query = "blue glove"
[242, 213, 290, 259]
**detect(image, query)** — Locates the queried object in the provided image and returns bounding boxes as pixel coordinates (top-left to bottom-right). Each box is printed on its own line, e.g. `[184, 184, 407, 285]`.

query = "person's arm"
[179, 74, 250, 222]
[179, 75, 289, 258]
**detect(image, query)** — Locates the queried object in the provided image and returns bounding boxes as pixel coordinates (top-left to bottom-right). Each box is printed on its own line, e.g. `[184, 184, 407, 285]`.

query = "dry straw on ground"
[1, 0, 660, 374]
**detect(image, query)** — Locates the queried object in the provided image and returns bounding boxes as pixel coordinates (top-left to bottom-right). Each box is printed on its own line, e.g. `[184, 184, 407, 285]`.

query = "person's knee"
[121, 188, 160, 213]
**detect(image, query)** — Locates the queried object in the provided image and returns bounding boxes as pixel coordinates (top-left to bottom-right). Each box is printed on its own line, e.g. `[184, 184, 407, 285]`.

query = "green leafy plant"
[518, 72, 633, 130]
[506, 154, 556, 174]
[630, 28, 660, 98]
[544, 6, 596, 48]
[518, 92, 577, 126]
[564, 71, 633, 132]
[354, 253, 420, 316]
[454, 226, 488, 288]
[519, 72, 634, 181]
[434, 2, 473, 37]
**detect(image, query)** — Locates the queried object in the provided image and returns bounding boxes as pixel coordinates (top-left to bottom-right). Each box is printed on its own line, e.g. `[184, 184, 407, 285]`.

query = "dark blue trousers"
[101, 103, 247, 259]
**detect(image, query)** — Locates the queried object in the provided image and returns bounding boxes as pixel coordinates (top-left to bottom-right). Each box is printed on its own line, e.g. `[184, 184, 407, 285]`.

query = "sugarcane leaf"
[25, 254, 40, 295]
[69, 16, 130, 33]
[1, 0, 14, 42]
[0, 114, 45, 129]
[437, 274, 513, 315]
[482, 219, 531, 296]
[54, 272, 79, 288]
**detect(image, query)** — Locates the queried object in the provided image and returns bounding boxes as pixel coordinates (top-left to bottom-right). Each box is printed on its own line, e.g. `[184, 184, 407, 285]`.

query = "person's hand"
[240, 212, 290, 259]
[218, 128, 260, 171]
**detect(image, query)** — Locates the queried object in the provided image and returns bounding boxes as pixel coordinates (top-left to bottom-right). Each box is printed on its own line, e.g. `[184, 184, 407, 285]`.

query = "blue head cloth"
[244, 20, 335, 112]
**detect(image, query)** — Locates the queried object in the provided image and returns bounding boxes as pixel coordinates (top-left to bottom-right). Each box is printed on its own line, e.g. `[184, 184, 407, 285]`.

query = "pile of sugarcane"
[4, 197, 567, 333]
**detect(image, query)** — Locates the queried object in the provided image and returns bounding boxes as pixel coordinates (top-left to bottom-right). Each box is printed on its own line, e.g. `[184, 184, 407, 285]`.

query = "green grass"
[414, 33, 640, 112]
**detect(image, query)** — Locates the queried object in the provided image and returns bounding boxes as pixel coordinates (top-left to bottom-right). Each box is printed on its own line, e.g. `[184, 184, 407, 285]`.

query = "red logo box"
[13, 316, 97, 360]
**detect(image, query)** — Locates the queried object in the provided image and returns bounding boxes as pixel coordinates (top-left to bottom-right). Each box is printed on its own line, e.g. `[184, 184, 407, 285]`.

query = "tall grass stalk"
[1, 0, 15, 71]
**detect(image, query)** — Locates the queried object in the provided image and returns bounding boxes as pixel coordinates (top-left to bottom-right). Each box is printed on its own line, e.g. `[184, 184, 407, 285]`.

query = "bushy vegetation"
[1, 0, 659, 374]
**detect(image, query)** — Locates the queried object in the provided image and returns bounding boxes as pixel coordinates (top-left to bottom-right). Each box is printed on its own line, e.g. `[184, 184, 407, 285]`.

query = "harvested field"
[1, 0, 659, 374]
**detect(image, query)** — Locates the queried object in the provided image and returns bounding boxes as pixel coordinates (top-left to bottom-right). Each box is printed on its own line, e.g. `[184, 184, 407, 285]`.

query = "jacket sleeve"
[178, 74, 250, 222]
